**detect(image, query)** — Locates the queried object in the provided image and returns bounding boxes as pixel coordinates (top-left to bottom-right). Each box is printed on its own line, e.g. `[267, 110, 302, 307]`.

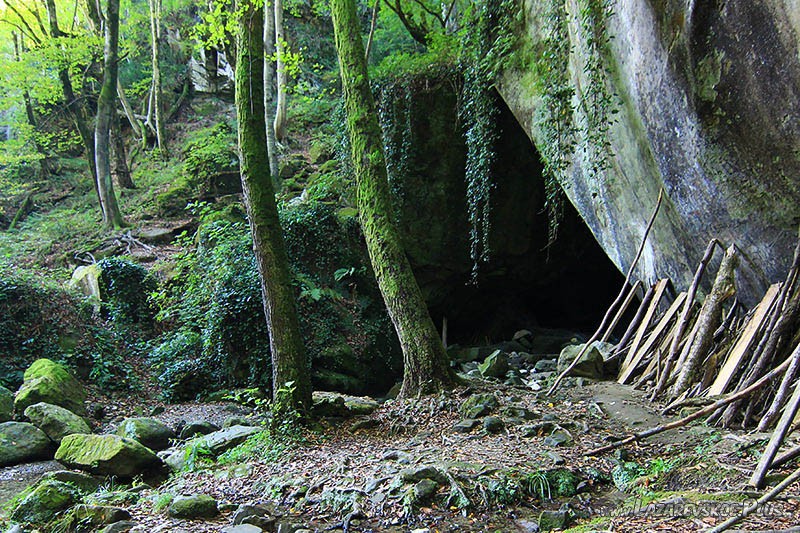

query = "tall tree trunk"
[95, 0, 125, 228]
[235, 0, 310, 410]
[273, 0, 287, 140]
[263, 0, 280, 189]
[111, 112, 134, 189]
[44, 0, 100, 204]
[148, 0, 167, 154]
[331, 0, 453, 397]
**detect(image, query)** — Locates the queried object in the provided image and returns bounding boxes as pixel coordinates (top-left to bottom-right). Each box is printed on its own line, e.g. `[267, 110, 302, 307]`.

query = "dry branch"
[750, 376, 800, 488]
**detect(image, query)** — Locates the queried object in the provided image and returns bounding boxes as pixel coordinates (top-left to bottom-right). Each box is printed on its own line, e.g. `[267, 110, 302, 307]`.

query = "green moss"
[15, 359, 86, 415]
[695, 51, 724, 103]
[9, 480, 79, 524]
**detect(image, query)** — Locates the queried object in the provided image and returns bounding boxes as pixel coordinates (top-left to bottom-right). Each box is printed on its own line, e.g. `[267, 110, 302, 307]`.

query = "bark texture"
[235, 0, 311, 410]
[330, 0, 452, 397]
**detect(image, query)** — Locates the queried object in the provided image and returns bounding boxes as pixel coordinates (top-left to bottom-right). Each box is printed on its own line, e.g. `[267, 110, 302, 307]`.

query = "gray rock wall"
[498, 0, 800, 304]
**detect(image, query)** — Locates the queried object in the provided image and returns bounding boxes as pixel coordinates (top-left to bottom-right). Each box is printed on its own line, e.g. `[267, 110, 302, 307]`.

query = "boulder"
[557, 342, 608, 379]
[24, 402, 91, 443]
[483, 416, 505, 434]
[168, 494, 219, 519]
[179, 420, 219, 440]
[0, 422, 52, 466]
[202, 425, 261, 455]
[72, 505, 132, 528]
[478, 350, 509, 378]
[41, 470, 102, 493]
[55, 434, 162, 477]
[0, 386, 13, 422]
[459, 393, 498, 418]
[9, 480, 79, 524]
[99, 521, 138, 533]
[14, 359, 87, 416]
[117, 418, 176, 451]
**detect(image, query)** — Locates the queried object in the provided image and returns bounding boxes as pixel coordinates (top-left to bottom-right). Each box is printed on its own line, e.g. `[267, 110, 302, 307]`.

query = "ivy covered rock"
[0, 385, 13, 422]
[167, 494, 219, 519]
[14, 359, 87, 416]
[24, 402, 91, 443]
[9, 479, 80, 524]
[54, 434, 162, 477]
[116, 417, 175, 451]
[0, 421, 52, 466]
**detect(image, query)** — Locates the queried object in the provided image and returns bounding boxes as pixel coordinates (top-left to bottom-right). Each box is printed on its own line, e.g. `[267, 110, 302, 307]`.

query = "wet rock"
[400, 465, 447, 485]
[179, 420, 219, 439]
[41, 470, 102, 493]
[14, 359, 87, 416]
[55, 434, 162, 477]
[452, 419, 481, 433]
[0, 422, 52, 466]
[478, 350, 509, 378]
[99, 522, 138, 533]
[168, 494, 219, 519]
[24, 402, 91, 443]
[538, 509, 568, 532]
[117, 417, 176, 451]
[557, 341, 613, 379]
[483, 416, 505, 434]
[10, 480, 79, 524]
[0, 386, 13, 422]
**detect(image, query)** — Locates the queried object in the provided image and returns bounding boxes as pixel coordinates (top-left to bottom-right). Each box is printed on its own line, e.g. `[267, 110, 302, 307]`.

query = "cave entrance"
[425, 95, 628, 346]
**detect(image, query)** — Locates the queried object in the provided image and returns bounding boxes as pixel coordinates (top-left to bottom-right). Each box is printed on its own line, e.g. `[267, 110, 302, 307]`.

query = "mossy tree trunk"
[94, 0, 125, 229]
[235, 0, 311, 410]
[330, 0, 453, 397]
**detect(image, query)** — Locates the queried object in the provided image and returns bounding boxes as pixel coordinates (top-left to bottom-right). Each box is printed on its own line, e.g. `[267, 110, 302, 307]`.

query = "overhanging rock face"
[498, 0, 800, 304]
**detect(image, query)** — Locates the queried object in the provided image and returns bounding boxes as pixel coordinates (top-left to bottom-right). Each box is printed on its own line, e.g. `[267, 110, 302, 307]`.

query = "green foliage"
[183, 437, 215, 471]
[182, 123, 239, 188]
[97, 258, 157, 327]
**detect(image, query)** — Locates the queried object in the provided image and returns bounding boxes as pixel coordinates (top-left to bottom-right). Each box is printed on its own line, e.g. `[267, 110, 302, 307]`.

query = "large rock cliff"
[498, 0, 800, 304]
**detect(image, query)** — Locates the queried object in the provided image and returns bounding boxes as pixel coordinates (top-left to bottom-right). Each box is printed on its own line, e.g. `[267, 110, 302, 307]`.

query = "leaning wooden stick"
[707, 465, 800, 533]
[749, 377, 800, 488]
[585, 351, 794, 456]
[548, 189, 664, 395]
[651, 238, 720, 399]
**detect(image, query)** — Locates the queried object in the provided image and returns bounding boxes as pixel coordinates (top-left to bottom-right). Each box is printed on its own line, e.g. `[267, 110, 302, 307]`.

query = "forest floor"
[23, 374, 798, 533]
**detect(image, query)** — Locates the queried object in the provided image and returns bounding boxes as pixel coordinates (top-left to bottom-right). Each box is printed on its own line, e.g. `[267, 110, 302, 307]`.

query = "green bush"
[97, 257, 157, 327]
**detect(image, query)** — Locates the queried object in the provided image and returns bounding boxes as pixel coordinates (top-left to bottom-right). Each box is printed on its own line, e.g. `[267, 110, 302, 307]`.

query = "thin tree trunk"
[111, 112, 134, 189]
[273, 0, 288, 140]
[148, 0, 167, 154]
[331, 0, 453, 397]
[117, 80, 145, 144]
[364, 0, 379, 63]
[671, 245, 738, 398]
[263, 0, 280, 189]
[235, 0, 310, 410]
[95, 0, 125, 228]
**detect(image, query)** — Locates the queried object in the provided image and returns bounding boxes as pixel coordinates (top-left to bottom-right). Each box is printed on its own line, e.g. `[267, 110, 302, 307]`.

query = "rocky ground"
[2, 338, 800, 533]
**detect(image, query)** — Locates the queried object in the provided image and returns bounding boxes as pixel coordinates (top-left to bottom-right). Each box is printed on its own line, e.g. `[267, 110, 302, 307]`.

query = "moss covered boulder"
[55, 434, 162, 477]
[9, 479, 79, 524]
[0, 385, 13, 422]
[168, 494, 219, 519]
[14, 359, 87, 416]
[0, 421, 52, 466]
[116, 417, 175, 451]
[24, 402, 91, 443]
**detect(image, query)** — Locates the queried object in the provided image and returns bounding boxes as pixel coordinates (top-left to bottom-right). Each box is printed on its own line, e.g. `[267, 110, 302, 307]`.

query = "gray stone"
[0, 386, 13, 422]
[409, 479, 439, 504]
[179, 420, 219, 439]
[478, 350, 509, 378]
[117, 417, 176, 450]
[400, 465, 447, 485]
[202, 425, 261, 455]
[545, 451, 565, 465]
[460, 393, 498, 417]
[349, 419, 380, 432]
[41, 470, 101, 493]
[14, 359, 87, 416]
[0, 422, 52, 466]
[10, 480, 79, 524]
[72, 505, 132, 527]
[54, 434, 162, 477]
[501, 406, 538, 420]
[222, 526, 263, 533]
[483, 416, 505, 433]
[136, 228, 174, 244]
[543, 429, 573, 447]
[557, 342, 607, 379]
[168, 494, 219, 519]
[99, 522, 138, 533]
[223, 416, 250, 428]
[452, 419, 481, 433]
[232, 503, 276, 528]
[533, 359, 557, 373]
[537, 510, 568, 532]
[24, 402, 91, 443]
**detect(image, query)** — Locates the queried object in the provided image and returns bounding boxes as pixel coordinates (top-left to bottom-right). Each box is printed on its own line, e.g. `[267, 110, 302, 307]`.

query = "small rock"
[202, 425, 262, 455]
[538, 510, 568, 532]
[409, 479, 439, 504]
[117, 417, 176, 451]
[179, 420, 219, 439]
[223, 416, 250, 428]
[150, 406, 165, 416]
[349, 419, 380, 432]
[465, 404, 493, 418]
[478, 350, 509, 378]
[168, 494, 219, 519]
[534, 359, 557, 373]
[136, 227, 174, 244]
[232, 503, 275, 527]
[543, 429, 573, 447]
[400, 465, 447, 485]
[72, 505, 132, 527]
[87, 402, 106, 420]
[452, 419, 481, 433]
[459, 393, 498, 417]
[545, 451, 565, 465]
[24, 402, 91, 443]
[222, 526, 263, 533]
[483, 416, 505, 434]
[99, 522, 138, 533]
[501, 406, 538, 420]
[0, 422, 52, 466]
[557, 341, 611, 379]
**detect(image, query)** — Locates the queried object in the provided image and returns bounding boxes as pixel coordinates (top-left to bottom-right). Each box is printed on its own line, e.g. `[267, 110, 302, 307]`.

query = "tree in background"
[272, 0, 287, 141]
[94, 0, 125, 228]
[263, 1, 279, 188]
[330, 0, 453, 397]
[235, 0, 311, 410]
[148, 0, 167, 154]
